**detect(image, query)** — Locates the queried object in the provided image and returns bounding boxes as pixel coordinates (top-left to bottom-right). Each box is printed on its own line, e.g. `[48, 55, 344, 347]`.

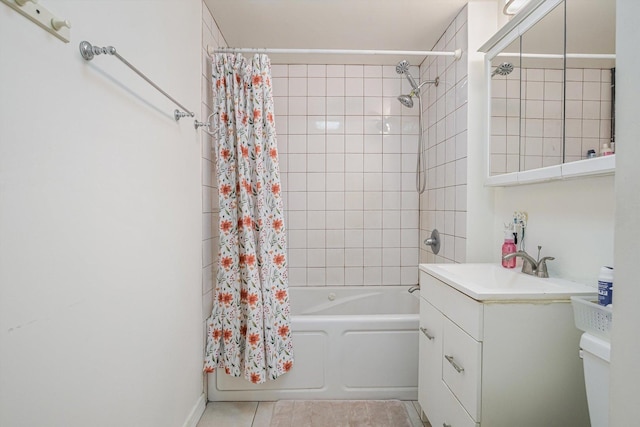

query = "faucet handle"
[536, 256, 555, 278]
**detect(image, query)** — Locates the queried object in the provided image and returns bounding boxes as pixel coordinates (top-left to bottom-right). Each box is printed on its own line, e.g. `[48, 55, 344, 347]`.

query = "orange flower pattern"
[205, 53, 293, 385]
[273, 253, 285, 267]
[220, 220, 232, 233]
[275, 289, 287, 302]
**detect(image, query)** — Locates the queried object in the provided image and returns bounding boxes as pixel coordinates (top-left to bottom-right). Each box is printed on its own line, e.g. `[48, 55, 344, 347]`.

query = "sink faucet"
[502, 246, 555, 278]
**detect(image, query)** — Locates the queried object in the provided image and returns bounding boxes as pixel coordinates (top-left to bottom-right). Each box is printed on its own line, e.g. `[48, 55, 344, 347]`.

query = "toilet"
[580, 332, 611, 427]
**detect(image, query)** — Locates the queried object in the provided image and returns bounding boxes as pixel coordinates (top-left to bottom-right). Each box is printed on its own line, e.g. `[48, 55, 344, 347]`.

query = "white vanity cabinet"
[418, 267, 591, 427]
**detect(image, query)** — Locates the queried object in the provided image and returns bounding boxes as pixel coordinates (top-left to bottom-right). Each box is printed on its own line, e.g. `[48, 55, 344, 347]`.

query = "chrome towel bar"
[79, 41, 194, 121]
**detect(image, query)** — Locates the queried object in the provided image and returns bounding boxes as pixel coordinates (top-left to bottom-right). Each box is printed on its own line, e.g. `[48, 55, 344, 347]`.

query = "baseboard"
[183, 393, 207, 427]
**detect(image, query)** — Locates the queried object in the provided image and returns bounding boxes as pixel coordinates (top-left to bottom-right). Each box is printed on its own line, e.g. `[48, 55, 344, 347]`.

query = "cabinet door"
[418, 297, 444, 425]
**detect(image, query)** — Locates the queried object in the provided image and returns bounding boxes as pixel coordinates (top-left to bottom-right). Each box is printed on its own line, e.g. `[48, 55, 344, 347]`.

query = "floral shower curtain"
[204, 53, 293, 384]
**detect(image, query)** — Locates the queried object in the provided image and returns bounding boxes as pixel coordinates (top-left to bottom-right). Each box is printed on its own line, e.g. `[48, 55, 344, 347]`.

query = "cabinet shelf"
[486, 154, 615, 187]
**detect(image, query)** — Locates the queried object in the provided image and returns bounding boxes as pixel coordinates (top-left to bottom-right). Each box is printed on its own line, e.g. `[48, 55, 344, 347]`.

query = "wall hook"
[51, 18, 71, 31]
[1, 0, 71, 43]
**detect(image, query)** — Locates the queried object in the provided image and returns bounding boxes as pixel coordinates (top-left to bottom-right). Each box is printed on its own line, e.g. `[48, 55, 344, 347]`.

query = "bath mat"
[268, 400, 413, 427]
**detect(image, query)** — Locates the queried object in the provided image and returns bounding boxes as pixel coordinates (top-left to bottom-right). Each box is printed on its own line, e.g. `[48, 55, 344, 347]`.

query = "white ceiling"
[203, 0, 470, 65]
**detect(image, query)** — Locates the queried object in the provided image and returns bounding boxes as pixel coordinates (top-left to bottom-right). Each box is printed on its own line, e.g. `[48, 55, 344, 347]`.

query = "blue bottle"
[598, 266, 613, 306]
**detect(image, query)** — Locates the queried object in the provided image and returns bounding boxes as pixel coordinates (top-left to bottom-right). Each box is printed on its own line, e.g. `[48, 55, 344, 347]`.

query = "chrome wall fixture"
[194, 113, 217, 136]
[79, 41, 195, 121]
[395, 59, 439, 194]
[424, 229, 441, 255]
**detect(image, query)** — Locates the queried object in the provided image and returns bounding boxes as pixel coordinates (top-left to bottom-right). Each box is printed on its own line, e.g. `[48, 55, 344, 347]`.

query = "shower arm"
[411, 77, 440, 95]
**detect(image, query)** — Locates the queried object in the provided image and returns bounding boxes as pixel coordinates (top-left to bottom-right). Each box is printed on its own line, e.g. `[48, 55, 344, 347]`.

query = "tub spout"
[408, 285, 420, 293]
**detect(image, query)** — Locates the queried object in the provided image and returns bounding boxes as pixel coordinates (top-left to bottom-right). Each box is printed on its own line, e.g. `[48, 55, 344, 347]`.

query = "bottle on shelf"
[598, 266, 614, 306]
[600, 143, 614, 156]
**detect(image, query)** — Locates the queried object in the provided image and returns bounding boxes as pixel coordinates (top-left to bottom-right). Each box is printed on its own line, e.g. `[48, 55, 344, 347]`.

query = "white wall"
[610, 0, 640, 424]
[492, 176, 615, 284]
[0, 1, 204, 426]
[465, 0, 499, 264]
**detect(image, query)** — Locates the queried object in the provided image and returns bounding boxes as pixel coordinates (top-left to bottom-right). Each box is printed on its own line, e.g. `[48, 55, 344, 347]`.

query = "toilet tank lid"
[580, 332, 611, 362]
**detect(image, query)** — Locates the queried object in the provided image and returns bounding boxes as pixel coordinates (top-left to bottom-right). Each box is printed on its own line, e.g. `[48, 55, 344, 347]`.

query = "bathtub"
[208, 286, 420, 401]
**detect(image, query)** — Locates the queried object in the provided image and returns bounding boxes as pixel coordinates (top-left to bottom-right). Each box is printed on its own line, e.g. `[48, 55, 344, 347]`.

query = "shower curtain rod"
[208, 45, 463, 60]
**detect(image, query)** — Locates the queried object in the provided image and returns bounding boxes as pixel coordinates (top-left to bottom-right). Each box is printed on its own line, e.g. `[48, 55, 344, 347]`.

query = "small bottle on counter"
[598, 266, 614, 306]
[501, 230, 517, 269]
[600, 143, 614, 156]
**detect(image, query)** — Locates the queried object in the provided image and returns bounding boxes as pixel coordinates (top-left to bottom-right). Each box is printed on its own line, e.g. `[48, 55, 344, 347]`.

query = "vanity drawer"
[424, 378, 479, 427]
[420, 271, 484, 340]
[442, 316, 482, 422]
[442, 383, 480, 427]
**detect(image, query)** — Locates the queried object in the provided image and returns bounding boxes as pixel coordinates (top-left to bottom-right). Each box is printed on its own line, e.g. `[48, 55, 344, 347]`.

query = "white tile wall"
[202, 3, 225, 338]
[564, 68, 613, 162]
[490, 66, 613, 174]
[419, 6, 468, 264]
[273, 63, 420, 286]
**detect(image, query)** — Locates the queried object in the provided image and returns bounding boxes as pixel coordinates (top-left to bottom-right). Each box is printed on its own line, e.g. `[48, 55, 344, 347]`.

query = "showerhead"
[395, 60, 411, 75]
[397, 76, 439, 108]
[491, 62, 514, 77]
[397, 94, 414, 108]
[396, 59, 419, 90]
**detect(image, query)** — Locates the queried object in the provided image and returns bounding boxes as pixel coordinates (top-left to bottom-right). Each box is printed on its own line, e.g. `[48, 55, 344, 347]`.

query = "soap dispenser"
[502, 229, 517, 268]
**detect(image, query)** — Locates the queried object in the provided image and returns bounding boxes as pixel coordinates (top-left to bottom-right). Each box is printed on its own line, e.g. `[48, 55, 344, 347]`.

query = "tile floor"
[197, 400, 431, 427]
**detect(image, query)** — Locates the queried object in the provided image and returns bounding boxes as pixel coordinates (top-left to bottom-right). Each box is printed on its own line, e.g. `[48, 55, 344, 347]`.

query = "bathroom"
[0, 0, 638, 426]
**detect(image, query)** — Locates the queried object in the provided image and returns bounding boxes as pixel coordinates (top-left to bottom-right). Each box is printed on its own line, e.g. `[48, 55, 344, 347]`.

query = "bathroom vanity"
[418, 264, 596, 427]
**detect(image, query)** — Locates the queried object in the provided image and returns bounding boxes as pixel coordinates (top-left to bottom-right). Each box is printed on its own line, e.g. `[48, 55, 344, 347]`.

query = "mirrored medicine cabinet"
[480, 0, 616, 185]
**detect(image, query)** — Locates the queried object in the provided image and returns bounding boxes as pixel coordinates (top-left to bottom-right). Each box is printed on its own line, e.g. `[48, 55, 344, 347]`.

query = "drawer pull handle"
[420, 327, 435, 340]
[444, 354, 465, 373]
[443, 424, 452, 427]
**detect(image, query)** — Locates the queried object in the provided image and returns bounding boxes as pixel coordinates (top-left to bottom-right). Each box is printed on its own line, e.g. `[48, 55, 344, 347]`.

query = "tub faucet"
[502, 246, 555, 278]
[408, 285, 420, 293]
